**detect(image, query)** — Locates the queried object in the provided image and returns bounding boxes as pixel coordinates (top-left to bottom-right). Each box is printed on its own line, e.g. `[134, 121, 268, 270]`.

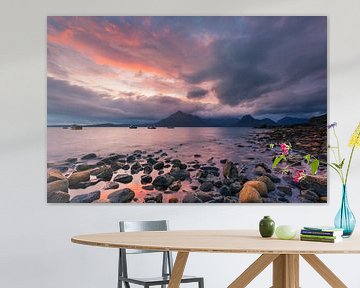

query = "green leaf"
[272, 155, 285, 169]
[269, 143, 274, 149]
[310, 159, 320, 175]
[339, 158, 345, 169]
[304, 154, 311, 164]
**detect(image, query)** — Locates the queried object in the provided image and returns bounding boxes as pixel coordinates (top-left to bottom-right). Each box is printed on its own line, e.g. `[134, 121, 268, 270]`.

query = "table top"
[71, 230, 360, 254]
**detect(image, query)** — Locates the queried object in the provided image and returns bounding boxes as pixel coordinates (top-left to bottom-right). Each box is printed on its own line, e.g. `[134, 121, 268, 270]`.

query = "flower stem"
[345, 130, 360, 185]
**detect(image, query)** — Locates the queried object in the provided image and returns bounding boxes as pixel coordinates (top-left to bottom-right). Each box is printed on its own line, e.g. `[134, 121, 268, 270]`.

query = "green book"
[303, 226, 344, 233]
[300, 234, 339, 240]
[300, 236, 342, 243]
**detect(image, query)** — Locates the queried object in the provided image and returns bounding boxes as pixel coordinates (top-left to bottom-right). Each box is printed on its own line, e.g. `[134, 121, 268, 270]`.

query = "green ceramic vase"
[259, 216, 275, 238]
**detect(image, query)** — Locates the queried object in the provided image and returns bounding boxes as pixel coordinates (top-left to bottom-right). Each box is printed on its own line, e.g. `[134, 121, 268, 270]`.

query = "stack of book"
[300, 226, 344, 243]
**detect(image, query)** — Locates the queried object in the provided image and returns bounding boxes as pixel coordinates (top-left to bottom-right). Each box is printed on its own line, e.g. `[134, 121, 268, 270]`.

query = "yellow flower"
[349, 122, 360, 147]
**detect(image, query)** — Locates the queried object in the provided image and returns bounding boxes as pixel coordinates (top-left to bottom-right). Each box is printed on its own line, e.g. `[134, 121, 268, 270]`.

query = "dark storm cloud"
[47, 77, 207, 123]
[183, 16, 327, 113]
[187, 88, 209, 99]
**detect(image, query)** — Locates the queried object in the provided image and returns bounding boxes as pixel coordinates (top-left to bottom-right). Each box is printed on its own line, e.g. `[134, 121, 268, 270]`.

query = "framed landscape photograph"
[47, 16, 327, 204]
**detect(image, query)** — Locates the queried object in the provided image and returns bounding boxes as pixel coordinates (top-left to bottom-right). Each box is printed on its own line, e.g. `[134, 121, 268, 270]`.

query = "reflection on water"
[47, 127, 253, 162]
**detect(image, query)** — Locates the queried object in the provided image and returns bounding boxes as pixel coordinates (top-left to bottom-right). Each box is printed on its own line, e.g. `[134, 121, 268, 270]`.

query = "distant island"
[48, 110, 324, 128]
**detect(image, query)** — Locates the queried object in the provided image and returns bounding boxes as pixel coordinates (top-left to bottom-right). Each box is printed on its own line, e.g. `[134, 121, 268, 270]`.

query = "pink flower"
[280, 143, 289, 155]
[293, 169, 306, 183]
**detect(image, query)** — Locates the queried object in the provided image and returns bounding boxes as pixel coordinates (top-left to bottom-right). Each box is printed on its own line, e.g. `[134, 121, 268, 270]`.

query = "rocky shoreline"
[47, 126, 327, 204]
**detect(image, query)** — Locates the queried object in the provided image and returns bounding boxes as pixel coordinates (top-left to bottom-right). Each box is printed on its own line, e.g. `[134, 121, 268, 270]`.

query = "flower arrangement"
[271, 122, 360, 184]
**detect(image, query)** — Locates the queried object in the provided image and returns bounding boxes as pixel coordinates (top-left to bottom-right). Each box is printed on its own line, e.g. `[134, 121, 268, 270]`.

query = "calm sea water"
[47, 127, 256, 163]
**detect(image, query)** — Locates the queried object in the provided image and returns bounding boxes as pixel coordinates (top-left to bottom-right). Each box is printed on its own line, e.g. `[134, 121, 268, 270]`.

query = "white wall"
[1, 0, 360, 287]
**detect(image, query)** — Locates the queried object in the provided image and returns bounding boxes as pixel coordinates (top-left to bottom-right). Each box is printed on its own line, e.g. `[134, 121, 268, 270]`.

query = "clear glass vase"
[334, 185, 356, 237]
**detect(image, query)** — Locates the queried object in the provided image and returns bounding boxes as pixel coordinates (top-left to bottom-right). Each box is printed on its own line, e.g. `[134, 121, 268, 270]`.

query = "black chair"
[118, 220, 204, 288]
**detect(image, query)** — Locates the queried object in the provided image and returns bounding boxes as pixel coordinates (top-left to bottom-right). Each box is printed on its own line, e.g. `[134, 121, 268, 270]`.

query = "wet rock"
[76, 164, 96, 171]
[223, 161, 238, 178]
[108, 188, 135, 203]
[101, 154, 121, 164]
[192, 164, 201, 169]
[219, 185, 231, 196]
[71, 191, 100, 203]
[254, 166, 266, 176]
[196, 191, 214, 202]
[142, 185, 154, 191]
[91, 166, 108, 176]
[153, 174, 175, 190]
[68, 170, 91, 189]
[182, 193, 202, 203]
[160, 152, 168, 157]
[130, 162, 142, 174]
[126, 155, 136, 163]
[169, 180, 182, 191]
[141, 175, 153, 184]
[114, 174, 133, 184]
[191, 185, 198, 190]
[229, 182, 242, 194]
[66, 157, 77, 163]
[214, 180, 223, 188]
[72, 179, 101, 189]
[171, 159, 182, 168]
[47, 191, 70, 203]
[256, 176, 275, 191]
[202, 166, 220, 176]
[81, 153, 97, 160]
[194, 154, 202, 158]
[158, 170, 165, 175]
[220, 159, 227, 164]
[110, 162, 125, 171]
[147, 158, 157, 165]
[170, 167, 190, 181]
[239, 186, 262, 203]
[47, 179, 69, 193]
[300, 175, 327, 197]
[96, 166, 113, 181]
[278, 186, 292, 196]
[154, 161, 165, 170]
[168, 197, 179, 203]
[144, 192, 163, 203]
[278, 197, 290, 203]
[104, 182, 119, 190]
[264, 173, 281, 183]
[200, 181, 214, 192]
[255, 163, 271, 173]
[47, 169, 65, 183]
[143, 165, 153, 174]
[122, 164, 130, 170]
[244, 180, 268, 197]
[300, 189, 319, 202]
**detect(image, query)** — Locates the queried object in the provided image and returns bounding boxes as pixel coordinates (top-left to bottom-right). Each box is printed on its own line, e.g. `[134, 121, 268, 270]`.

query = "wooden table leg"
[228, 254, 279, 288]
[301, 254, 347, 288]
[272, 254, 299, 288]
[168, 252, 189, 288]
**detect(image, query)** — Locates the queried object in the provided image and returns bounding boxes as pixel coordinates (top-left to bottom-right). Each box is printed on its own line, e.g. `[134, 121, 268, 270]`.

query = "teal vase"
[334, 185, 356, 237]
[259, 216, 275, 238]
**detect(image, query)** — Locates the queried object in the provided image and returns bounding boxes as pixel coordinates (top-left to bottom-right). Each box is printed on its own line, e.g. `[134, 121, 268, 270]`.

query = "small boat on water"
[147, 126, 157, 129]
[129, 125, 138, 129]
[70, 124, 83, 130]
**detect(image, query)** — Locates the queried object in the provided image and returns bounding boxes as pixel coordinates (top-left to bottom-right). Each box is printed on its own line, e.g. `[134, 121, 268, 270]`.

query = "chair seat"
[119, 274, 203, 285]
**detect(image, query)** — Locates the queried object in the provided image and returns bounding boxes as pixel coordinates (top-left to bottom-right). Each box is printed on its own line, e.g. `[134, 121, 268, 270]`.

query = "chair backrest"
[118, 220, 173, 283]
[119, 220, 169, 254]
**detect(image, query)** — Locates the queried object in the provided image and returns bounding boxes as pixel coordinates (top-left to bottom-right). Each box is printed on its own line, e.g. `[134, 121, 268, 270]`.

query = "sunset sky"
[47, 16, 327, 125]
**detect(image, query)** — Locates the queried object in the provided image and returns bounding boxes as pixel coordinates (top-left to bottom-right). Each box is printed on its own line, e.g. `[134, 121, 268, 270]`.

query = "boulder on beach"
[81, 153, 97, 160]
[96, 166, 113, 181]
[143, 165, 153, 174]
[68, 170, 91, 189]
[239, 186, 262, 203]
[47, 191, 70, 203]
[254, 166, 266, 176]
[101, 154, 121, 164]
[71, 179, 101, 189]
[71, 191, 101, 203]
[229, 182, 242, 194]
[169, 167, 190, 181]
[244, 180, 268, 197]
[47, 169, 65, 183]
[182, 193, 202, 203]
[142, 185, 154, 190]
[104, 182, 119, 190]
[141, 174, 153, 184]
[154, 161, 165, 170]
[169, 180, 182, 191]
[144, 192, 163, 203]
[114, 174, 133, 184]
[300, 175, 327, 197]
[47, 179, 69, 193]
[76, 164, 96, 172]
[199, 181, 214, 192]
[65, 157, 77, 163]
[256, 176, 275, 191]
[130, 162, 142, 174]
[108, 188, 135, 203]
[219, 185, 231, 196]
[153, 174, 175, 190]
[196, 191, 214, 202]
